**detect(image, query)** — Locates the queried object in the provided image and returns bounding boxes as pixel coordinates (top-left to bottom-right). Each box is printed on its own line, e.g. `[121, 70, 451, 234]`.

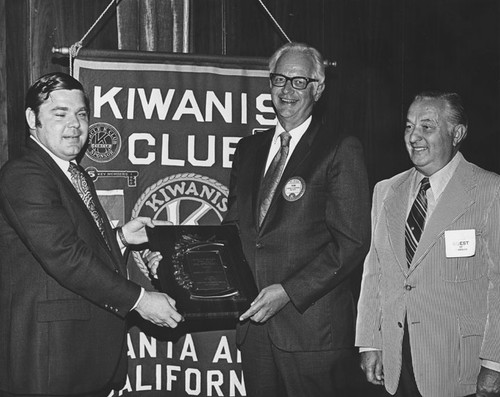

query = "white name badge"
[444, 229, 476, 258]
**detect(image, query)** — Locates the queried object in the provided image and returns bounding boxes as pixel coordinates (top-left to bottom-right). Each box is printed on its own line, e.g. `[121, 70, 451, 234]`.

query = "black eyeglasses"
[270, 73, 319, 90]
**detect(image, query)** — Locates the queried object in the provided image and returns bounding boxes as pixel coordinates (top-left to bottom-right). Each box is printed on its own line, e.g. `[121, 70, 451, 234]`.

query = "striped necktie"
[258, 131, 291, 226]
[68, 162, 109, 247]
[405, 177, 431, 266]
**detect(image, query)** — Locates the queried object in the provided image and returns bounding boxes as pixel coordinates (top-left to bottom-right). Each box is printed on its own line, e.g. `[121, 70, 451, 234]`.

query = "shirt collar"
[413, 152, 463, 201]
[273, 116, 312, 144]
[30, 135, 73, 173]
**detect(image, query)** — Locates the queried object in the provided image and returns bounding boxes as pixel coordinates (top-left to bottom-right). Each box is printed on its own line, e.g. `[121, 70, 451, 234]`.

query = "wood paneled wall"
[1, 0, 499, 185]
[1, 0, 117, 166]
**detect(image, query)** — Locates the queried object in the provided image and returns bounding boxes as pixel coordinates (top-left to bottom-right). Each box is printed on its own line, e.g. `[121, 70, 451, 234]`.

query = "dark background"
[0, 1, 498, 395]
[1, 0, 498, 188]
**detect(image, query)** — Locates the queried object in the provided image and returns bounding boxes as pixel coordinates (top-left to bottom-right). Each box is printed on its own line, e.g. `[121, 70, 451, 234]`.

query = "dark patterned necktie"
[405, 177, 431, 266]
[68, 163, 109, 247]
[258, 131, 291, 226]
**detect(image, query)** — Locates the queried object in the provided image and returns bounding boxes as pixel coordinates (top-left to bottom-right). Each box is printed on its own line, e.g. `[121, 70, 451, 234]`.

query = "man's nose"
[281, 80, 294, 93]
[408, 127, 422, 142]
[67, 114, 80, 128]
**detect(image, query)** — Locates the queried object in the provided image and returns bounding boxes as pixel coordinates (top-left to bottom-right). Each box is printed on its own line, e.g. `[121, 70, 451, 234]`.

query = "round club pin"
[282, 177, 306, 201]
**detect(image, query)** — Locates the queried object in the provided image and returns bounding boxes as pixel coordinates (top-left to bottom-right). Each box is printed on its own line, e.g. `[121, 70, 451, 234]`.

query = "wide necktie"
[68, 162, 109, 247]
[258, 131, 291, 226]
[405, 177, 431, 266]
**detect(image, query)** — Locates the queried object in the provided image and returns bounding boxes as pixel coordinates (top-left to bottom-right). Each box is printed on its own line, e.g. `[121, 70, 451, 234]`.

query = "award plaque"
[146, 225, 257, 319]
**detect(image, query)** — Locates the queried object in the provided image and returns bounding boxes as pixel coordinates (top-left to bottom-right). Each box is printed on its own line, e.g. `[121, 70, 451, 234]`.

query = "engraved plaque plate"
[147, 225, 257, 319]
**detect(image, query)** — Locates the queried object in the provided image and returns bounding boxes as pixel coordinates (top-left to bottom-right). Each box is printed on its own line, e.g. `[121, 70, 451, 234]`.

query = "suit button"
[115, 269, 119, 274]
[256, 242, 263, 249]
[398, 322, 403, 328]
[404, 285, 413, 291]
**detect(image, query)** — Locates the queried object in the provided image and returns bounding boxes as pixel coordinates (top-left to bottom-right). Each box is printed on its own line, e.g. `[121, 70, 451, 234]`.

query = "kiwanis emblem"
[85, 122, 121, 163]
[131, 173, 228, 224]
[131, 173, 229, 271]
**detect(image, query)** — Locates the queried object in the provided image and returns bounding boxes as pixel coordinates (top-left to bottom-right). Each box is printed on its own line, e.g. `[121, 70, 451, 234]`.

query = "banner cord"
[69, 0, 118, 75]
[257, 0, 292, 43]
[66, 0, 294, 74]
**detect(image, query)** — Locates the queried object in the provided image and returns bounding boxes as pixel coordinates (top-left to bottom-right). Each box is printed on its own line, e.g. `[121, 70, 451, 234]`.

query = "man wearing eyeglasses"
[224, 42, 371, 396]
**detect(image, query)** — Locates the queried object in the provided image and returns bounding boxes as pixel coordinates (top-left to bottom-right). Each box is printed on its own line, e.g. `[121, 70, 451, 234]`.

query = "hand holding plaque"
[146, 225, 257, 320]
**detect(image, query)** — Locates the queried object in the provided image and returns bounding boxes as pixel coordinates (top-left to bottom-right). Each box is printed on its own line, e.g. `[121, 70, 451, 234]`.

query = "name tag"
[445, 229, 476, 258]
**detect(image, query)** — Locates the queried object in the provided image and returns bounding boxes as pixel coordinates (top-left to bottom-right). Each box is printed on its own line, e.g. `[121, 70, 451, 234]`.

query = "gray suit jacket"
[356, 155, 500, 396]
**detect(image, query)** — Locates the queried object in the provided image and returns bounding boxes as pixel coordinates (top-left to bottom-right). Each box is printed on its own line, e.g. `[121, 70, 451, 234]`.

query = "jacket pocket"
[440, 257, 486, 282]
[458, 317, 483, 384]
[37, 299, 91, 322]
[440, 231, 485, 282]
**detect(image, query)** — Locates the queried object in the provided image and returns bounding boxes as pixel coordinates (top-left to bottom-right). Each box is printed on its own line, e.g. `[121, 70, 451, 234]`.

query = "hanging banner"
[74, 49, 273, 396]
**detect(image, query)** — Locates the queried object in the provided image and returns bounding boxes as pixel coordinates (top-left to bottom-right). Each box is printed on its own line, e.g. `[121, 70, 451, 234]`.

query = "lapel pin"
[282, 177, 306, 202]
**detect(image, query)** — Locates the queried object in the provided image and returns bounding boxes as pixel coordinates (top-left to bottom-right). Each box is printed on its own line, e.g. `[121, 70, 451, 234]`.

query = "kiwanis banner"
[73, 49, 273, 396]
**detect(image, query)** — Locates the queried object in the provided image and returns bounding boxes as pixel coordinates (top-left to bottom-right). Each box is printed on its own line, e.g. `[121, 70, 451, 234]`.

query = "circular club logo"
[85, 122, 121, 163]
[131, 173, 229, 270]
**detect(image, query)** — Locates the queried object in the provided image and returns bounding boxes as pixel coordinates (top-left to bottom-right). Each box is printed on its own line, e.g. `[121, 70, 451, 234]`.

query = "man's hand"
[360, 350, 384, 385]
[142, 248, 162, 279]
[476, 366, 500, 396]
[122, 218, 171, 245]
[239, 284, 290, 323]
[134, 291, 184, 328]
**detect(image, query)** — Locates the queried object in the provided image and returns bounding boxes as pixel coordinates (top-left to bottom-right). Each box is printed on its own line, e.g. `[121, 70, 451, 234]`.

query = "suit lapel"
[410, 160, 475, 271]
[27, 141, 117, 259]
[259, 120, 321, 231]
[384, 172, 413, 273]
[281, 120, 320, 182]
[252, 129, 275, 228]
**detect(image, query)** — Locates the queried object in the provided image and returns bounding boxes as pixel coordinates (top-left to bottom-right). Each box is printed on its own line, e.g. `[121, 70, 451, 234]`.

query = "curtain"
[116, 0, 190, 52]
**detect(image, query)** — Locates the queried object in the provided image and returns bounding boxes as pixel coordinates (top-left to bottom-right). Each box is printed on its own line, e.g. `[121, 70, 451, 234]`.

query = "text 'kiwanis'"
[93, 86, 276, 124]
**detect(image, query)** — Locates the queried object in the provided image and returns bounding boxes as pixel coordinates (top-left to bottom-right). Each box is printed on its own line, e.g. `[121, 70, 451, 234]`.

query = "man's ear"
[25, 108, 37, 130]
[314, 82, 325, 102]
[452, 124, 467, 147]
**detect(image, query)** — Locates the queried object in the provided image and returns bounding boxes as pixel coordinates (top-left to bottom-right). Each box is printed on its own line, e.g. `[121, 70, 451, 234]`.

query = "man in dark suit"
[224, 42, 371, 396]
[356, 92, 500, 396]
[0, 72, 183, 397]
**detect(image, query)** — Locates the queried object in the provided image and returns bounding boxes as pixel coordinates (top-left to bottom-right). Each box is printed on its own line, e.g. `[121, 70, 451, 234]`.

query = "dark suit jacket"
[225, 117, 371, 351]
[0, 140, 141, 395]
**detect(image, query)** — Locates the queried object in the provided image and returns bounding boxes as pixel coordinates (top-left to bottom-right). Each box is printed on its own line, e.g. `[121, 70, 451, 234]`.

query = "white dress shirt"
[264, 116, 312, 174]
